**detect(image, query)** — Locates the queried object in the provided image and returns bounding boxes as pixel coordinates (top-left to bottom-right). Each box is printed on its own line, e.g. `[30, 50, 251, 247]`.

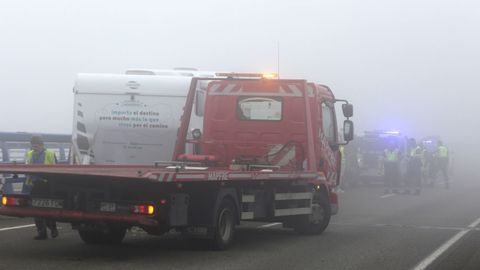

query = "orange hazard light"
[261, 73, 278, 79]
[1, 196, 23, 206]
[215, 72, 278, 79]
[148, 205, 155, 215]
[132, 204, 155, 215]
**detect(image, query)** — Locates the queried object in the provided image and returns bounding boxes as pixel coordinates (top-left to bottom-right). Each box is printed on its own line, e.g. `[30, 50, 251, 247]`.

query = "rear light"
[147, 205, 154, 215]
[1, 196, 24, 206]
[131, 204, 155, 215]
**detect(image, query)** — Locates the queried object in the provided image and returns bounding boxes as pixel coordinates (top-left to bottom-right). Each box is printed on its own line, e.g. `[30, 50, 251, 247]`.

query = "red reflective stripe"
[214, 83, 228, 93]
[282, 85, 293, 93]
[231, 85, 242, 93]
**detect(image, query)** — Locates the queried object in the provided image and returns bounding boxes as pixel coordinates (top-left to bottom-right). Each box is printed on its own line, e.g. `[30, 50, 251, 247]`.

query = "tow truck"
[0, 73, 354, 250]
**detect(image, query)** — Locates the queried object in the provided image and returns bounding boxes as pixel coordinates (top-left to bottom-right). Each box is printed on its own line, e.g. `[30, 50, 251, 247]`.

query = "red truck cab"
[176, 74, 354, 216]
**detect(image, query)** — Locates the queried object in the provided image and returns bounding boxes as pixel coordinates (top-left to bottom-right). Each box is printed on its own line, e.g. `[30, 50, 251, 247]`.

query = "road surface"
[0, 171, 478, 270]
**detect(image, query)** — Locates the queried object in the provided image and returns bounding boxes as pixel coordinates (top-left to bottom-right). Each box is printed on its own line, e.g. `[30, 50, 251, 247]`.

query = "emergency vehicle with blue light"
[347, 130, 408, 185]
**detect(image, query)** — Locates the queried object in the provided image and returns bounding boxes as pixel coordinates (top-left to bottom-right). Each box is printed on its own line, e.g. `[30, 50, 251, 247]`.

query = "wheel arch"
[213, 187, 240, 226]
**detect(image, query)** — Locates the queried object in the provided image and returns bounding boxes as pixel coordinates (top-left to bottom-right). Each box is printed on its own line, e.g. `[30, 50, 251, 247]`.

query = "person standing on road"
[407, 139, 423, 195]
[420, 144, 428, 187]
[25, 135, 59, 240]
[338, 145, 346, 192]
[436, 140, 450, 189]
[383, 142, 400, 194]
[422, 146, 437, 187]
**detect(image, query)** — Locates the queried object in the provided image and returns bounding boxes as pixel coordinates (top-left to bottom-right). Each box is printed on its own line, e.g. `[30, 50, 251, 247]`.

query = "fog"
[0, 0, 479, 171]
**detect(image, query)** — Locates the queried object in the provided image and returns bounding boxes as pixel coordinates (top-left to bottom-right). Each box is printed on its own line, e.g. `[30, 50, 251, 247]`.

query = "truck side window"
[195, 90, 206, 117]
[321, 102, 336, 144]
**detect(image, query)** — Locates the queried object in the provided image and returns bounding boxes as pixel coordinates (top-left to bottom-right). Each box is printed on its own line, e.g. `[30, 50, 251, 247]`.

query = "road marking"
[411, 216, 480, 270]
[0, 224, 35, 232]
[372, 223, 465, 231]
[332, 222, 465, 232]
[380, 194, 395, 198]
[258, 222, 282, 228]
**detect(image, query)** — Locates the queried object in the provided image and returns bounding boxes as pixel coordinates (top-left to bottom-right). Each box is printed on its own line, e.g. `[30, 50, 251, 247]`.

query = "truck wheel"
[211, 198, 236, 250]
[103, 227, 126, 244]
[294, 192, 331, 235]
[78, 227, 126, 245]
[78, 230, 103, 244]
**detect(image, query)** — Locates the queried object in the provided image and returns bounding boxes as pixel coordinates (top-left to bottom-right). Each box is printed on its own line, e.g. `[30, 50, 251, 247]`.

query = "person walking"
[25, 135, 59, 240]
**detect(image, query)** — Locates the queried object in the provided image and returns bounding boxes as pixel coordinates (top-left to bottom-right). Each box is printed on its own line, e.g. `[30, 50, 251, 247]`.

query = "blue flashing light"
[383, 130, 400, 135]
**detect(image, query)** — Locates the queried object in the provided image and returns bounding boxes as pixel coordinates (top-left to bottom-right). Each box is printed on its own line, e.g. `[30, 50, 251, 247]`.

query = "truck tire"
[294, 192, 331, 235]
[211, 198, 236, 250]
[78, 227, 126, 245]
[78, 230, 102, 244]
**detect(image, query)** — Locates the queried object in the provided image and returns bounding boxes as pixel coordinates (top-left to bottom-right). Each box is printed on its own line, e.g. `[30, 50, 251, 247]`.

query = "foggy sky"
[1, 0, 479, 160]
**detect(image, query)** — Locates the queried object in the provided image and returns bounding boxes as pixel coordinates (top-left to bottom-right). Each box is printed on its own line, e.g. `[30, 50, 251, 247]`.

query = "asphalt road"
[1, 172, 479, 270]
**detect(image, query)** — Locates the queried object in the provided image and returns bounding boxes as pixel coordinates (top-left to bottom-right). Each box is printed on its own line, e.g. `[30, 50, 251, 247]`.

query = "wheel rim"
[218, 208, 233, 242]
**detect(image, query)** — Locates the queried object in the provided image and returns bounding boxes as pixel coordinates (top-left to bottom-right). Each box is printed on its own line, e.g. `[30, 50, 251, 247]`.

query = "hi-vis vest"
[384, 149, 399, 162]
[437, 146, 448, 158]
[25, 149, 56, 186]
[340, 146, 346, 162]
[26, 149, 56, 165]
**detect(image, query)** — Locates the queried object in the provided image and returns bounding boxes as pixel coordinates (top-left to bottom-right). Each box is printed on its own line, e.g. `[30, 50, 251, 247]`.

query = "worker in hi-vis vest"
[407, 139, 423, 195]
[26, 136, 59, 240]
[436, 140, 449, 189]
[383, 142, 400, 195]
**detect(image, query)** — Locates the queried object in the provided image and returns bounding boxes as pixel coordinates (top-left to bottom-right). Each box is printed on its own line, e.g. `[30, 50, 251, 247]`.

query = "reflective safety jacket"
[437, 145, 448, 158]
[25, 149, 56, 186]
[384, 149, 399, 162]
[26, 149, 56, 165]
[340, 146, 346, 163]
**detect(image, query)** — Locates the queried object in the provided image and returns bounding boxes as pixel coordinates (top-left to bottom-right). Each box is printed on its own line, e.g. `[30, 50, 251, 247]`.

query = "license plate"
[100, 202, 116, 212]
[31, 198, 63, 209]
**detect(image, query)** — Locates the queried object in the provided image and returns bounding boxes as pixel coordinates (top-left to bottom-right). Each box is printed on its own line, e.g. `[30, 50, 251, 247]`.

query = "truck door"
[319, 101, 339, 185]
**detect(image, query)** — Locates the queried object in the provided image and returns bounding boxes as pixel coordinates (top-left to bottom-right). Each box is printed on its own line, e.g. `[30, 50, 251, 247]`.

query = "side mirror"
[342, 104, 353, 118]
[343, 120, 354, 142]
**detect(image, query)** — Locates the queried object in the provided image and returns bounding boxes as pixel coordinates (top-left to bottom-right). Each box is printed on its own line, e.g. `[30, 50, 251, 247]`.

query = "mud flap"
[169, 193, 189, 226]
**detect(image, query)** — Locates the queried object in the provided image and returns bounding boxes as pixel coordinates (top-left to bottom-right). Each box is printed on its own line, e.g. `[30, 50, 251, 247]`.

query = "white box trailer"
[72, 71, 212, 165]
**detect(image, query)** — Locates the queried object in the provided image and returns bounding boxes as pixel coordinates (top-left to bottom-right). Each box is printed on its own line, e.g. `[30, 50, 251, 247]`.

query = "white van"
[72, 70, 213, 165]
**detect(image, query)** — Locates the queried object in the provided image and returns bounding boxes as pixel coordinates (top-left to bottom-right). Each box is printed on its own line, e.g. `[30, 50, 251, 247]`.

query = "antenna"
[277, 41, 280, 79]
